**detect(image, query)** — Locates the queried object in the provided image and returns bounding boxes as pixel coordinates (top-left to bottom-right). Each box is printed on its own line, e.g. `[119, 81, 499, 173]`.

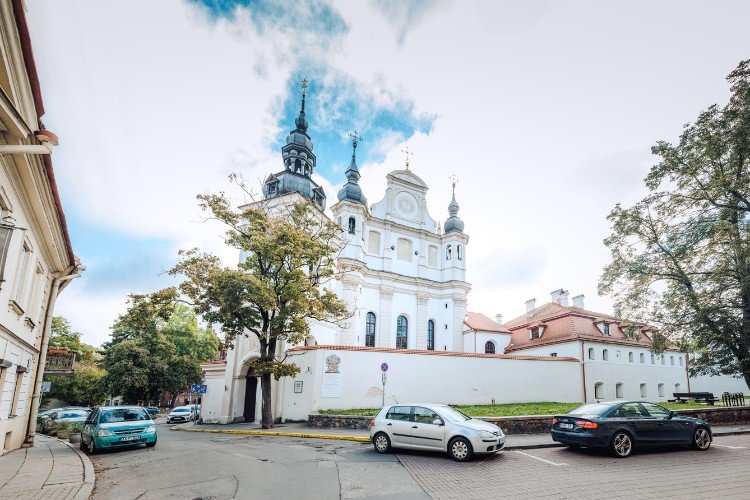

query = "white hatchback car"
[369, 403, 505, 461]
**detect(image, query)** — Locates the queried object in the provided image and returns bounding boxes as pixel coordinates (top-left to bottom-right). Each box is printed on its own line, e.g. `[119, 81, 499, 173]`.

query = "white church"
[200, 84, 749, 424]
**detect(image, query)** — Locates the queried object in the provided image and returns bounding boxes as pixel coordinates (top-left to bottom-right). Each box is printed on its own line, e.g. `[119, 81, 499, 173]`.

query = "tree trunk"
[260, 372, 273, 429]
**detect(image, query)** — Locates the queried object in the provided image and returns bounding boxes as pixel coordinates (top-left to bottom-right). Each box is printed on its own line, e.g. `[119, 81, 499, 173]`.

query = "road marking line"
[712, 444, 746, 449]
[515, 450, 568, 466]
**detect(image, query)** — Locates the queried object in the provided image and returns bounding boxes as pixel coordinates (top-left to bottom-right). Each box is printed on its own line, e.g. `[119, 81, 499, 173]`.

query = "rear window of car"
[99, 408, 149, 423]
[568, 403, 613, 416]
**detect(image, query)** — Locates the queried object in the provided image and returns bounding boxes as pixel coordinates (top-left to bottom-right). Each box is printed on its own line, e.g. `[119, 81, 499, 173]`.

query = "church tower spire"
[337, 130, 367, 205]
[444, 176, 464, 233]
[263, 78, 326, 209]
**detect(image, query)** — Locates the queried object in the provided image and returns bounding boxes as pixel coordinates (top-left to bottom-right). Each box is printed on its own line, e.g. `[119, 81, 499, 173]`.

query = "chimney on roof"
[550, 288, 569, 306]
[525, 298, 536, 312]
[572, 294, 585, 308]
[495, 313, 503, 324]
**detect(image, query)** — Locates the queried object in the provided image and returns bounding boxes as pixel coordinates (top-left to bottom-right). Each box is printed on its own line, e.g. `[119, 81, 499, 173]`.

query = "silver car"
[369, 403, 505, 461]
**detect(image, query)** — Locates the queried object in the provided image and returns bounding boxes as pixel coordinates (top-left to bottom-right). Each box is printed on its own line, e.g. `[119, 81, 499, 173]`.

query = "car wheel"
[79, 438, 87, 451]
[448, 437, 474, 462]
[87, 438, 97, 455]
[372, 433, 391, 454]
[692, 427, 711, 451]
[610, 431, 633, 458]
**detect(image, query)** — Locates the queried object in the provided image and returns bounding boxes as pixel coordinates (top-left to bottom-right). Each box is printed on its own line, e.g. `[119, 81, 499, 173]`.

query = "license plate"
[559, 423, 574, 430]
[120, 436, 139, 442]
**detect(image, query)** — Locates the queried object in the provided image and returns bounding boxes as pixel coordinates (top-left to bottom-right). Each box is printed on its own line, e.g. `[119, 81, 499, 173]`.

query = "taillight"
[551, 418, 558, 425]
[576, 420, 598, 429]
[370, 419, 376, 428]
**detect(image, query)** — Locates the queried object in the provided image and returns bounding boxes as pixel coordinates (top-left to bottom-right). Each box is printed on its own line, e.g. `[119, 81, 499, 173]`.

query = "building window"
[427, 320, 435, 351]
[428, 245, 437, 267]
[588, 347, 595, 360]
[365, 312, 376, 347]
[679, 357, 683, 367]
[640, 353, 645, 363]
[640, 383, 647, 398]
[594, 382, 605, 399]
[485, 341, 495, 354]
[348, 217, 356, 234]
[530, 327, 541, 339]
[396, 315, 408, 349]
[602, 349, 609, 361]
[661, 356, 665, 365]
[10, 368, 25, 417]
[616, 383, 624, 399]
[603, 324, 610, 335]
[368, 231, 381, 254]
[675, 383, 681, 393]
[397, 238, 413, 262]
[658, 383, 665, 398]
[670, 356, 674, 366]
[457, 244, 463, 260]
[12, 240, 33, 308]
[445, 244, 452, 260]
[651, 354, 655, 364]
[628, 352, 634, 363]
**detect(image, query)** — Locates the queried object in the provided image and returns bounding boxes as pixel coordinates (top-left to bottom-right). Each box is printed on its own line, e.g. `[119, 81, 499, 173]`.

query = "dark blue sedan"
[551, 401, 712, 458]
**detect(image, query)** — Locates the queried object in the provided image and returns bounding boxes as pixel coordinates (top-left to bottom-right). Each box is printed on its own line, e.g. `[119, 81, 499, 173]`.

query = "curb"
[59, 438, 95, 500]
[173, 426, 372, 443]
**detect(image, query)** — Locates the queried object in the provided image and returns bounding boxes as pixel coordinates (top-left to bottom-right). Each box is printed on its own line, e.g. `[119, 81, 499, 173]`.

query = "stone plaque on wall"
[322, 352, 342, 398]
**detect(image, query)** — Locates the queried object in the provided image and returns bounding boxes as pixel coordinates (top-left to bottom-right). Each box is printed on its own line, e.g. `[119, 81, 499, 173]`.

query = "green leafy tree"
[170, 195, 349, 428]
[49, 317, 96, 363]
[46, 365, 107, 407]
[100, 290, 218, 404]
[600, 60, 750, 387]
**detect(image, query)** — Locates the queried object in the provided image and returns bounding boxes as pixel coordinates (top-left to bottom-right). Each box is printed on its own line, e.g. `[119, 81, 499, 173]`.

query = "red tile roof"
[464, 312, 510, 333]
[502, 302, 678, 353]
[287, 344, 578, 362]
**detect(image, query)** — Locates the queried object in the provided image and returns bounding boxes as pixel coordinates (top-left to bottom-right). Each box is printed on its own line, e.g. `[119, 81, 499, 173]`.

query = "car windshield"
[568, 403, 613, 417]
[99, 408, 149, 423]
[436, 406, 471, 423]
[173, 408, 190, 413]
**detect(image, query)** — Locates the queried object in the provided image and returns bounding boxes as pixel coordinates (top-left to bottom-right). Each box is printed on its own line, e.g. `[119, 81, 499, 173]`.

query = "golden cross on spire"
[348, 129, 362, 149]
[449, 174, 458, 194]
[401, 145, 413, 170]
[301, 78, 308, 97]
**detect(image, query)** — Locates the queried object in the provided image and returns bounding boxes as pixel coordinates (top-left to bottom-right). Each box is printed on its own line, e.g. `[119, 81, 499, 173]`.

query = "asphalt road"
[90, 421, 750, 500]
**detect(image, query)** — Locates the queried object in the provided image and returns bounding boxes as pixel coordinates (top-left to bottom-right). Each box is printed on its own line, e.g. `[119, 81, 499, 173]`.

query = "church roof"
[464, 312, 510, 333]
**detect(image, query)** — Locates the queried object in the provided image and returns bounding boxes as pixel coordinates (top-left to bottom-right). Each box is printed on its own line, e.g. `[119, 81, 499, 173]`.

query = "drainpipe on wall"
[580, 341, 587, 403]
[24, 263, 84, 446]
[685, 353, 691, 393]
[473, 329, 477, 353]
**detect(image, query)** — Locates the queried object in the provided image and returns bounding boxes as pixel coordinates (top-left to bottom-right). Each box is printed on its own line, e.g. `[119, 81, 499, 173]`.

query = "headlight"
[145, 426, 156, 433]
[479, 430, 496, 439]
[97, 429, 113, 437]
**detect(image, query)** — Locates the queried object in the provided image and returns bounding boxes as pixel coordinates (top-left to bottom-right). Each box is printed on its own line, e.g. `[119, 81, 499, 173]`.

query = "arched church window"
[446, 244, 452, 260]
[396, 315, 408, 349]
[348, 217, 356, 234]
[485, 341, 496, 354]
[457, 245, 462, 260]
[427, 320, 435, 351]
[365, 313, 376, 347]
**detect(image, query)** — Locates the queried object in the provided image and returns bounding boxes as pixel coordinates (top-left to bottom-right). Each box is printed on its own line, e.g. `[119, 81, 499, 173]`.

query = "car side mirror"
[669, 411, 677, 418]
[432, 418, 443, 426]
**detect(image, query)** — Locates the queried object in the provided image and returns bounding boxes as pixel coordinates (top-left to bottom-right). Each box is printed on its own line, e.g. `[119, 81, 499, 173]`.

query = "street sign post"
[189, 384, 207, 425]
[380, 363, 388, 407]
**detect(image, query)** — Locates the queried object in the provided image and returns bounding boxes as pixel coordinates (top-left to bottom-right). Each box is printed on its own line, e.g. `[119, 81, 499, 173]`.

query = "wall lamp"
[0, 130, 58, 155]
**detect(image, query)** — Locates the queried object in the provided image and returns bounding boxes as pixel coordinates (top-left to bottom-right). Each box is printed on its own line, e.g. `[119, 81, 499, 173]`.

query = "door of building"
[244, 376, 258, 422]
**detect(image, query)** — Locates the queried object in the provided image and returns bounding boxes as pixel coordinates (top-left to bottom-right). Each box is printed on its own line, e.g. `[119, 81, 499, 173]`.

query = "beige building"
[0, 0, 81, 453]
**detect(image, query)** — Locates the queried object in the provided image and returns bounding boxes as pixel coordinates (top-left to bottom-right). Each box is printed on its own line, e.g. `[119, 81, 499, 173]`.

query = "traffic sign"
[380, 362, 389, 373]
[190, 384, 207, 394]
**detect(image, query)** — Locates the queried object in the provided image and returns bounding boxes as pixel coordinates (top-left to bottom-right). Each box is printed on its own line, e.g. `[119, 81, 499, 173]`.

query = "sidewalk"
[173, 420, 750, 449]
[0, 435, 94, 500]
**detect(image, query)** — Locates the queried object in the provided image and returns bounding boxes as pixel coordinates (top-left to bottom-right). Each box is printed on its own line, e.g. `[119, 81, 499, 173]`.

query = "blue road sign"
[381, 362, 389, 373]
[191, 384, 207, 394]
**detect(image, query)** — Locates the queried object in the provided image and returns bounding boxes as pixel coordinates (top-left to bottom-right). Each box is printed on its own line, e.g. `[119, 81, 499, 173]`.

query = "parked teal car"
[81, 406, 157, 454]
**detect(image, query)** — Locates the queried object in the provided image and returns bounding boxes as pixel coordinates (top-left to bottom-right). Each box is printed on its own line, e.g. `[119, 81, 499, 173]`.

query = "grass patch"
[317, 401, 723, 418]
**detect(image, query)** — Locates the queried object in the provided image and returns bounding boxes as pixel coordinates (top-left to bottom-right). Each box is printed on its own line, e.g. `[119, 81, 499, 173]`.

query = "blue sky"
[25, 0, 750, 346]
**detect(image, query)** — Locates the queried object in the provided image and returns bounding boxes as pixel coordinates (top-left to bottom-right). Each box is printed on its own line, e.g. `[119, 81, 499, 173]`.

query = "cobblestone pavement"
[397, 433, 750, 499]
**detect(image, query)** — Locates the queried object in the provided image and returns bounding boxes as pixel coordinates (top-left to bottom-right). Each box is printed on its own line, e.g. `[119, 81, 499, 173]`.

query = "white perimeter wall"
[689, 373, 749, 395]
[278, 348, 582, 421]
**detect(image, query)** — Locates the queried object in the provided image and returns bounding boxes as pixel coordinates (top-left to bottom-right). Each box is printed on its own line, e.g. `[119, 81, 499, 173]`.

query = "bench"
[669, 392, 719, 405]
